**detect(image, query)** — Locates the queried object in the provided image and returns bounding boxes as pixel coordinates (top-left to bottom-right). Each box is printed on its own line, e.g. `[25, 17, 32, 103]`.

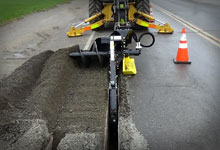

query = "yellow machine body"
[67, 3, 174, 37]
[67, 3, 174, 75]
[123, 56, 137, 75]
[66, 4, 113, 37]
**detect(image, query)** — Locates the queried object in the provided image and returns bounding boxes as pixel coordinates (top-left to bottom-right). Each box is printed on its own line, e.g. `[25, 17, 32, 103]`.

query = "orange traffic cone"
[149, 4, 154, 23]
[174, 28, 191, 64]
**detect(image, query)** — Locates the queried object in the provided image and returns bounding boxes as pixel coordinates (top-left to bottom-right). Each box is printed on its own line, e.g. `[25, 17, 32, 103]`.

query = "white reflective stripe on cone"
[179, 43, 188, 49]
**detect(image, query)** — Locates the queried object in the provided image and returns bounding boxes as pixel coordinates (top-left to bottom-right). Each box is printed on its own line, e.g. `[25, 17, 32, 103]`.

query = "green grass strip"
[0, 0, 70, 24]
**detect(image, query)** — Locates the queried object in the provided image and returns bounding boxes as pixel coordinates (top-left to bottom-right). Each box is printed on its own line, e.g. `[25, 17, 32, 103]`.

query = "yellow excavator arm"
[128, 4, 174, 34]
[67, 4, 174, 37]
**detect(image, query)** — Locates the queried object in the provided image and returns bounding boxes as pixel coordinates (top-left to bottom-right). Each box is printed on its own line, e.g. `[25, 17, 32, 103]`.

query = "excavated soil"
[0, 50, 54, 124]
[24, 45, 108, 148]
[0, 45, 108, 149]
[0, 45, 148, 150]
[0, 50, 54, 149]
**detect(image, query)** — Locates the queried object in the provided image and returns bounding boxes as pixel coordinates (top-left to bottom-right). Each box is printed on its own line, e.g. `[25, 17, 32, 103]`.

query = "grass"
[0, 0, 70, 24]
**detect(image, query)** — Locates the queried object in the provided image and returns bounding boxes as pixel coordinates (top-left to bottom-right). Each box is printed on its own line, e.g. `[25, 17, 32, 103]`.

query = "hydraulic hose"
[132, 32, 139, 42]
[132, 32, 155, 48]
[139, 32, 155, 48]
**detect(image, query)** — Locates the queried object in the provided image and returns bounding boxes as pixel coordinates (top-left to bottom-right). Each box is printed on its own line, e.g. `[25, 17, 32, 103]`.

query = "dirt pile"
[25, 45, 108, 149]
[0, 45, 148, 150]
[0, 50, 53, 124]
[0, 45, 108, 150]
[6, 119, 52, 150]
[57, 133, 103, 150]
[0, 50, 53, 149]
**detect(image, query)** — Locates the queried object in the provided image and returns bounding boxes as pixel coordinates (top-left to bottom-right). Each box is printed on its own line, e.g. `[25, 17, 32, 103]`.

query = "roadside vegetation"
[0, 0, 70, 24]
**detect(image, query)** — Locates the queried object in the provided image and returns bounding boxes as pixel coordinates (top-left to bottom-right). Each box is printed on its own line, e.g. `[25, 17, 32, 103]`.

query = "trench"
[0, 45, 148, 150]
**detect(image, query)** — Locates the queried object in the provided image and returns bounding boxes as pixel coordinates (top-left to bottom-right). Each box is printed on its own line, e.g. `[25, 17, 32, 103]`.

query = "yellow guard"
[123, 56, 137, 75]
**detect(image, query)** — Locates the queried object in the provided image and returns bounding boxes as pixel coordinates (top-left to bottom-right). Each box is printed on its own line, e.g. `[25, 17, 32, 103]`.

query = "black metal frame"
[69, 29, 141, 149]
[69, 0, 155, 149]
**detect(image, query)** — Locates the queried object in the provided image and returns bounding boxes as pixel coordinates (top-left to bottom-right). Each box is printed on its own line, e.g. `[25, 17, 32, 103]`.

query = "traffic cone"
[174, 28, 191, 64]
[149, 4, 154, 23]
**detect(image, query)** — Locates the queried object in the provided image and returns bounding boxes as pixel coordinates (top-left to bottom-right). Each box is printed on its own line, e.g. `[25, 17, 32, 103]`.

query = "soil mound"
[0, 45, 109, 149]
[0, 45, 148, 150]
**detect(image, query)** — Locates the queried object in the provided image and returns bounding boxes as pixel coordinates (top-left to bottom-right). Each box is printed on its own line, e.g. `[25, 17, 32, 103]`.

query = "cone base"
[173, 59, 191, 64]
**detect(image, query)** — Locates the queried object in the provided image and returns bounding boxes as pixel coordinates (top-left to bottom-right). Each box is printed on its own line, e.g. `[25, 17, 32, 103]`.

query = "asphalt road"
[129, 0, 220, 150]
[0, 0, 220, 149]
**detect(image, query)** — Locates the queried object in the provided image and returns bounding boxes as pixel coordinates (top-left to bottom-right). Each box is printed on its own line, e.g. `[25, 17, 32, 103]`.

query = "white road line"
[83, 31, 95, 50]
[152, 3, 220, 47]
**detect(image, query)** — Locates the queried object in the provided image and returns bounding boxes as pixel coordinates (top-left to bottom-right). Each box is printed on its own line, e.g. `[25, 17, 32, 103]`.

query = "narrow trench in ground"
[49, 69, 130, 149]
[46, 63, 109, 149]
[52, 131, 66, 150]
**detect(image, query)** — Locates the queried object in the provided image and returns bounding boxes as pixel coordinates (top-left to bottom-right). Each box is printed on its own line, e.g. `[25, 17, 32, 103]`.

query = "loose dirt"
[0, 50, 53, 149]
[0, 45, 148, 149]
[0, 50, 53, 124]
[0, 45, 109, 149]
[26, 45, 108, 149]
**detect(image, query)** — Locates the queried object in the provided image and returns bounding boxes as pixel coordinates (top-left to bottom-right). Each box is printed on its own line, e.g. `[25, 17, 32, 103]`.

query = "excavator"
[67, 0, 174, 149]
[67, 0, 173, 37]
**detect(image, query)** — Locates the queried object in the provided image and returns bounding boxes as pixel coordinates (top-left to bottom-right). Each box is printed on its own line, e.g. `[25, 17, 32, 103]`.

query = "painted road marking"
[152, 3, 220, 48]
[83, 31, 95, 50]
